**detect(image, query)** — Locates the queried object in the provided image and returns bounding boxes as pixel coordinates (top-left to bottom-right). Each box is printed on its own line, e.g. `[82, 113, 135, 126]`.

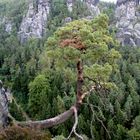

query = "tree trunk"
[76, 59, 84, 108]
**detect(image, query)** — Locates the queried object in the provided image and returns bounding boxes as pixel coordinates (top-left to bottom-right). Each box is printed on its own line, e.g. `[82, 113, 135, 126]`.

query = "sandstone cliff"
[115, 0, 140, 46]
[0, 81, 11, 129]
[18, 0, 50, 43]
[18, 0, 100, 43]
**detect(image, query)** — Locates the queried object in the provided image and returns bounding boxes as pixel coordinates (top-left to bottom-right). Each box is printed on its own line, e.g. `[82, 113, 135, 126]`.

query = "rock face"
[0, 81, 11, 129]
[18, 0, 50, 43]
[67, 0, 73, 12]
[116, 0, 140, 46]
[5, 21, 12, 33]
[19, 0, 100, 43]
[0, 17, 12, 33]
[85, 0, 100, 17]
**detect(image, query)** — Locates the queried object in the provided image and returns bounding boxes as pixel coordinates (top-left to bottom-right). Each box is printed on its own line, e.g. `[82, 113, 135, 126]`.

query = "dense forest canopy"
[0, 0, 140, 140]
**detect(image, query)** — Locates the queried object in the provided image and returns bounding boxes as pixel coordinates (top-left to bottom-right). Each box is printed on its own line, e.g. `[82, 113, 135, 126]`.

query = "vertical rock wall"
[19, 0, 100, 43]
[85, 0, 100, 17]
[115, 0, 140, 46]
[0, 81, 11, 129]
[18, 0, 50, 43]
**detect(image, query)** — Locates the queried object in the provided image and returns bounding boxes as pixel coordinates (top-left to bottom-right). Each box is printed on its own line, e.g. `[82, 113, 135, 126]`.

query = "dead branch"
[66, 106, 83, 140]
[88, 103, 111, 139]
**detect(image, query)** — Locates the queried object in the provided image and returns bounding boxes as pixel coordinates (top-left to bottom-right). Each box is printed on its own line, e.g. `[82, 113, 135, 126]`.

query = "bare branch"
[88, 103, 111, 139]
[66, 106, 83, 140]
[94, 113, 111, 139]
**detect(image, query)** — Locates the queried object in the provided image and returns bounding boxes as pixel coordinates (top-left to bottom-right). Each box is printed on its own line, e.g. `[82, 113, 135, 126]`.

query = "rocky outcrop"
[115, 0, 140, 46]
[0, 17, 12, 33]
[19, 0, 100, 43]
[0, 81, 11, 129]
[5, 21, 12, 33]
[18, 0, 50, 43]
[67, 0, 73, 12]
[86, 0, 100, 16]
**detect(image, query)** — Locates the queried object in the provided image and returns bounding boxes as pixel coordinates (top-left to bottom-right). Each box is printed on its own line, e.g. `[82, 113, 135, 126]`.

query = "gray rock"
[18, 0, 50, 43]
[67, 0, 73, 12]
[116, 18, 130, 28]
[5, 22, 12, 33]
[0, 81, 11, 129]
[64, 17, 72, 23]
[85, 0, 100, 17]
[115, 0, 140, 47]
[135, 37, 140, 46]
[0, 17, 12, 33]
[117, 0, 140, 6]
[134, 23, 140, 30]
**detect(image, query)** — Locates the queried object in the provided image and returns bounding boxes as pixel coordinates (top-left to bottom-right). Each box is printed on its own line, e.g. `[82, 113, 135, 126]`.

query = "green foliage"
[71, 0, 90, 19]
[31, 14, 121, 138]
[0, 0, 28, 30]
[46, 0, 90, 38]
[28, 74, 50, 119]
[99, 1, 116, 23]
[9, 101, 25, 121]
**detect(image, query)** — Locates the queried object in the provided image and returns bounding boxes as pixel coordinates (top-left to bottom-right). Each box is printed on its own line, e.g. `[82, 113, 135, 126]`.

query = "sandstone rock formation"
[115, 0, 140, 46]
[67, 0, 73, 12]
[85, 0, 100, 16]
[0, 81, 11, 129]
[18, 0, 50, 43]
[19, 0, 100, 43]
[0, 17, 12, 33]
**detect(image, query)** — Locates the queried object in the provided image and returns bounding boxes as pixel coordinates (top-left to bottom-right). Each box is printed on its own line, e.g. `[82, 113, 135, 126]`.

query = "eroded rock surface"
[18, 0, 50, 43]
[116, 0, 140, 46]
[0, 81, 11, 129]
[85, 0, 100, 16]
[0, 17, 12, 33]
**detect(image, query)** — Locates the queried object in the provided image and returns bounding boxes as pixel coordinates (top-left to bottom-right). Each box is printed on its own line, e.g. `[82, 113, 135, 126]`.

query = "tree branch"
[66, 106, 83, 140]
[17, 106, 75, 129]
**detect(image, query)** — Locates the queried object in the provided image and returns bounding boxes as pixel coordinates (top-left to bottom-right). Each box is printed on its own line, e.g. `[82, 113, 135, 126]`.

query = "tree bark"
[76, 59, 84, 108]
[18, 106, 75, 129]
